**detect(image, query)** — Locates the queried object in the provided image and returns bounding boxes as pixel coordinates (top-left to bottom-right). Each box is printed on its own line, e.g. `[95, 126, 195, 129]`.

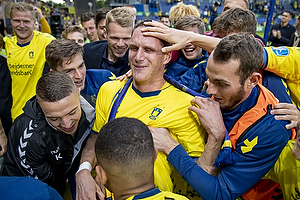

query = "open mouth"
[74, 79, 83, 86]
[61, 123, 75, 133]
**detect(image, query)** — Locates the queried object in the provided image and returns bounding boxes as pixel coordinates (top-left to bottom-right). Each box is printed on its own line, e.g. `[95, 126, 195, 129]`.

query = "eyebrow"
[46, 106, 78, 119]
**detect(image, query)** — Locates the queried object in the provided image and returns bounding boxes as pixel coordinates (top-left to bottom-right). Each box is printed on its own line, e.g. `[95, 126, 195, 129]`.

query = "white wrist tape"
[77, 161, 92, 173]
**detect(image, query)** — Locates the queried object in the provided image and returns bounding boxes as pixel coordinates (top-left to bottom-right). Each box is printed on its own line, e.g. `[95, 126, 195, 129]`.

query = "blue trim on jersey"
[132, 188, 161, 200]
[132, 84, 162, 98]
[17, 41, 31, 47]
[262, 48, 268, 70]
[91, 129, 98, 135]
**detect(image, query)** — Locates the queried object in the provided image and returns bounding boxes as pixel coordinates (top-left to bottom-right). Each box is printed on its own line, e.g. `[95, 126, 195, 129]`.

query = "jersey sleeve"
[92, 81, 122, 134]
[167, 116, 291, 200]
[263, 47, 300, 81]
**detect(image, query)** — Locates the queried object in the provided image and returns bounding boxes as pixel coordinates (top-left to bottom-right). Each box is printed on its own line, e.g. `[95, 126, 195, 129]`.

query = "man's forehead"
[131, 28, 163, 47]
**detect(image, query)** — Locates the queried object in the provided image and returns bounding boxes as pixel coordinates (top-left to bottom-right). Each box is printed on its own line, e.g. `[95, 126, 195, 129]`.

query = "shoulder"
[34, 31, 55, 41]
[84, 40, 107, 51]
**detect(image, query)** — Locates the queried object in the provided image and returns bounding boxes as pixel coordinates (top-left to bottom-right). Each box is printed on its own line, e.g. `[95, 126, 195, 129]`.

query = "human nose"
[117, 39, 125, 47]
[60, 117, 72, 128]
[206, 80, 217, 95]
[74, 69, 82, 79]
[135, 48, 144, 62]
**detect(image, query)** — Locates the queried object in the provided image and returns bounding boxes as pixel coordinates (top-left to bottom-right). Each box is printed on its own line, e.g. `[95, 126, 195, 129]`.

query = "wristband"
[76, 161, 92, 174]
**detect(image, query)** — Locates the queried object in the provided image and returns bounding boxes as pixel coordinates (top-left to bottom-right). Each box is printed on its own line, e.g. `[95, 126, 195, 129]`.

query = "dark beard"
[221, 85, 246, 111]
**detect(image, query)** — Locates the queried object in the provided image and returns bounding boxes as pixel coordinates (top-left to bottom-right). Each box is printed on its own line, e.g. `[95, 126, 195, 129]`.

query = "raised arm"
[141, 20, 220, 54]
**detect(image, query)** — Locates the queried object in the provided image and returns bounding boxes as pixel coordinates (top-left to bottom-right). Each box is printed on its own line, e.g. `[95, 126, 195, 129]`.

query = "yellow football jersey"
[265, 140, 300, 200]
[6, 31, 54, 120]
[264, 47, 300, 107]
[93, 80, 207, 199]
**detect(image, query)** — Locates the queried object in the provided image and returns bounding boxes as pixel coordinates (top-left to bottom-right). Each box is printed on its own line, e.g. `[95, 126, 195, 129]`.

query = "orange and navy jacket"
[166, 84, 294, 200]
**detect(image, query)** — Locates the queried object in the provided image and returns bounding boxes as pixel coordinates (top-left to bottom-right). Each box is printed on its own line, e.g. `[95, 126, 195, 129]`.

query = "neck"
[107, 47, 118, 63]
[17, 31, 34, 45]
[133, 78, 166, 93]
[113, 182, 155, 200]
[281, 21, 288, 27]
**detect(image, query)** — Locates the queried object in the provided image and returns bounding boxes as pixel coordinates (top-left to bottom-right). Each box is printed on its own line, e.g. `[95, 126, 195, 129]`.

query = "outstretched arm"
[141, 20, 220, 54]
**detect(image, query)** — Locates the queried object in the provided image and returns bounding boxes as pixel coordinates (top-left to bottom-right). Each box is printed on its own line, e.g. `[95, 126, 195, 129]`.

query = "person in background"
[83, 7, 133, 76]
[81, 12, 99, 43]
[159, 14, 171, 27]
[33, 5, 51, 34]
[95, 8, 110, 41]
[169, 2, 200, 25]
[268, 11, 296, 47]
[6, 2, 55, 121]
[61, 25, 87, 47]
[289, 15, 300, 47]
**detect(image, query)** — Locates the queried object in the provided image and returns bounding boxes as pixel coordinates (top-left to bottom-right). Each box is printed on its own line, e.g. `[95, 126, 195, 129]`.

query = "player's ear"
[95, 165, 108, 185]
[163, 51, 171, 65]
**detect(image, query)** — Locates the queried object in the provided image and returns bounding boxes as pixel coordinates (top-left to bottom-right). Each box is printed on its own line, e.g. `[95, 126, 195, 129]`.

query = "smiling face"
[82, 18, 98, 42]
[129, 27, 171, 89]
[97, 18, 107, 40]
[205, 53, 251, 111]
[181, 26, 203, 60]
[56, 53, 86, 92]
[107, 23, 132, 62]
[11, 10, 35, 44]
[39, 92, 81, 136]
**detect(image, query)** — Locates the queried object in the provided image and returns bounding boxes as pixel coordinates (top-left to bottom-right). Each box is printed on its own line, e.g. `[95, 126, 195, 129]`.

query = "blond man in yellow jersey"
[7, 2, 54, 121]
[75, 21, 207, 200]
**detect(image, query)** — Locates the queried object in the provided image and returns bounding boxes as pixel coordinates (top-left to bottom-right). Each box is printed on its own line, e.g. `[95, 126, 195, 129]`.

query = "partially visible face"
[205, 53, 250, 111]
[56, 53, 86, 92]
[292, 120, 300, 160]
[97, 18, 107, 40]
[223, 0, 248, 12]
[39, 92, 81, 136]
[82, 18, 98, 42]
[281, 12, 291, 24]
[160, 17, 171, 27]
[180, 26, 202, 60]
[66, 32, 85, 47]
[107, 23, 132, 62]
[129, 27, 171, 86]
[295, 18, 300, 30]
[11, 10, 35, 44]
[34, 20, 39, 31]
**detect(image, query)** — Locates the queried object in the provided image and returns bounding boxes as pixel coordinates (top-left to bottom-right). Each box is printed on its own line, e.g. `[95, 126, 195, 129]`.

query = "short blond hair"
[169, 2, 200, 25]
[106, 7, 134, 33]
[10, 2, 36, 20]
[61, 25, 87, 41]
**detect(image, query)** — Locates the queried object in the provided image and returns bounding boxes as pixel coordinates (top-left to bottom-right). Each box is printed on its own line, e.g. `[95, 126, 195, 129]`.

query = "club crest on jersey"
[29, 51, 34, 59]
[271, 46, 289, 56]
[149, 107, 163, 120]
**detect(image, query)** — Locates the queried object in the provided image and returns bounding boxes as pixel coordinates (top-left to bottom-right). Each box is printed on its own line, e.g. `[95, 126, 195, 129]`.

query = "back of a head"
[36, 71, 78, 103]
[10, 2, 35, 19]
[95, 7, 110, 27]
[223, 0, 249, 12]
[174, 15, 205, 35]
[61, 25, 87, 41]
[80, 12, 95, 23]
[105, 7, 134, 33]
[169, 2, 200, 25]
[213, 32, 263, 85]
[95, 117, 155, 176]
[46, 38, 83, 70]
[212, 7, 257, 36]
